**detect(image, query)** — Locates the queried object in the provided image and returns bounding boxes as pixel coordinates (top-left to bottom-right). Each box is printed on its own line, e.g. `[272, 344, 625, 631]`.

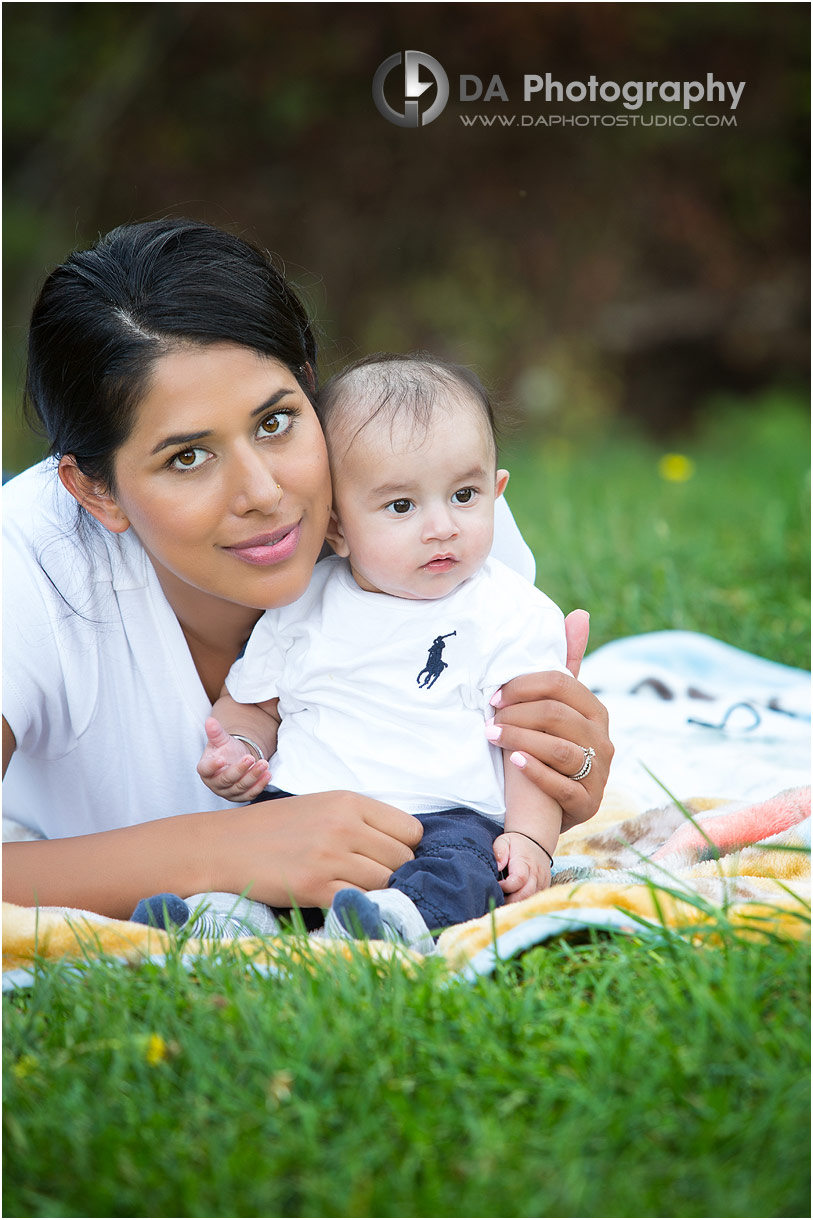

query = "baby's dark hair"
[317, 352, 499, 460]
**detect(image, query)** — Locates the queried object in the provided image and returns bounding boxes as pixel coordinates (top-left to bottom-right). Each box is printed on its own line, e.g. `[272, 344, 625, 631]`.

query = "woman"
[3, 218, 612, 920]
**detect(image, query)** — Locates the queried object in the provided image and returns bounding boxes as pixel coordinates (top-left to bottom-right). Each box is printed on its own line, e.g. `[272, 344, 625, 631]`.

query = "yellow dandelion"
[144, 1033, 169, 1066]
[658, 453, 695, 482]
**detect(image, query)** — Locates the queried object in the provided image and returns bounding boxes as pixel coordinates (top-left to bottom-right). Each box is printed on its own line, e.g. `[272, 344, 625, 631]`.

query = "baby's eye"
[257, 410, 295, 439]
[452, 487, 477, 505]
[385, 499, 414, 515]
[170, 447, 209, 471]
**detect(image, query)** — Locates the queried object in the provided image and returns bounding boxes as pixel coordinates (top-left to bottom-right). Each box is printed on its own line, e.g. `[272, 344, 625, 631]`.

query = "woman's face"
[108, 343, 332, 610]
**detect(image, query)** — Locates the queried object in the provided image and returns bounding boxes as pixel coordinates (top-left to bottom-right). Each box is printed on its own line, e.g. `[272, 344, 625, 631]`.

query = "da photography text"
[373, 51, 746, 129]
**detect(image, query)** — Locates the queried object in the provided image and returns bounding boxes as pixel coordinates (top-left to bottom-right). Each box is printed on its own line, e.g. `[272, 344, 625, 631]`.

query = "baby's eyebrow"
[367, 482, 415, 500]
[453, 464, 489, 482]
[367, 465, 489, 501]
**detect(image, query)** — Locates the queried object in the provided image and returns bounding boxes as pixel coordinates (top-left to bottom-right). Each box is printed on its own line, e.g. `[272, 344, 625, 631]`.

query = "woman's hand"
[3, 792, 423, 919]
[212, 791, 424, 909]
[488, 611, 613, 834]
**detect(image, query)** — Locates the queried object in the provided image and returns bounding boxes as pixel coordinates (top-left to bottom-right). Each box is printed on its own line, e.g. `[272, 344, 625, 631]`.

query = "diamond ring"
[569, 746, 596, 782]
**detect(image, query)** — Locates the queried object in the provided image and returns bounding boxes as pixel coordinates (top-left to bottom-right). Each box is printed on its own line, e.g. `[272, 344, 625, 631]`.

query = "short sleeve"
[476, 564, 568, 706]
[225, 611, 288, 704]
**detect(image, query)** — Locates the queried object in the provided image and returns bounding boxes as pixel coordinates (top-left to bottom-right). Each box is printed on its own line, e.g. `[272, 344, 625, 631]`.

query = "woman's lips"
[225, 522, 302, 566]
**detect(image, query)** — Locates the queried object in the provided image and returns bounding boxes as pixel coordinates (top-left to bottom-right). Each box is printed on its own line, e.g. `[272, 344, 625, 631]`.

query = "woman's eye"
[257, 411, 294, 439]
[170, 447, 209, 471]
[452, 487, 476, 505]
[386, 499, 414, 515]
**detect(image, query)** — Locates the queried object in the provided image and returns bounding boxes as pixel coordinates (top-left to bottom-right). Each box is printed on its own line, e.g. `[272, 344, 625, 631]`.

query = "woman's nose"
[228, 449, 283, 515]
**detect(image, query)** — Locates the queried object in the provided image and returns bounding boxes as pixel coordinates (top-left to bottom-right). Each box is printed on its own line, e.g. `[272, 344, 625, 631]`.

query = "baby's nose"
[422, 505, 458, 540]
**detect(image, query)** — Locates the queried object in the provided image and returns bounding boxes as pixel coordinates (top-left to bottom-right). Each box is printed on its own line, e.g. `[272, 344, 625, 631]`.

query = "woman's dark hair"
[24, 218, 317, 490]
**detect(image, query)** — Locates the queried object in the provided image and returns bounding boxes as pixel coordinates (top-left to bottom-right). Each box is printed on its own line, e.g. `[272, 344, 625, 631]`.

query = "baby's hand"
[493, 831, 552, 904]
[197, 717, 271, 802]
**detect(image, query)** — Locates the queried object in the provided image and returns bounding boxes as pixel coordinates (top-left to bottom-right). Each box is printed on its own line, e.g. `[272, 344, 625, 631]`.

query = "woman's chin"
[248, 566, 315, 611]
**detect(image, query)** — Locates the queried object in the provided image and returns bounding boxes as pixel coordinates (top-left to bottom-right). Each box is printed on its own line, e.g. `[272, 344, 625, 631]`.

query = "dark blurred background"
[3, 2, 809, 472]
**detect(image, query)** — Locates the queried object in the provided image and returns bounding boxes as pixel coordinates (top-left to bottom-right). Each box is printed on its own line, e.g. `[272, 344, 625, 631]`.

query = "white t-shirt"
[3, 461, 537, 839]
[227, 555, 567, 820]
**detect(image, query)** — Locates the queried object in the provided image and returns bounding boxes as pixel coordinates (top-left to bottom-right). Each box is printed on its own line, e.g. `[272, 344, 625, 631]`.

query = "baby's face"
[328, 395, 509, 600]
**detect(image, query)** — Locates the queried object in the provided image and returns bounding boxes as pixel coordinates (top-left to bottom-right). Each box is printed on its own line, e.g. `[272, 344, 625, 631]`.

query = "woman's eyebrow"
[150, 389, 296, 454]
[249, 388, 295, 419]
[151, 429, 212, 455]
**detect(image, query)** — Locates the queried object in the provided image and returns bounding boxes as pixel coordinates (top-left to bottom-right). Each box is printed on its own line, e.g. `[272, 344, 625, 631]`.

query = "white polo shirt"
[227, 555, 566, 820]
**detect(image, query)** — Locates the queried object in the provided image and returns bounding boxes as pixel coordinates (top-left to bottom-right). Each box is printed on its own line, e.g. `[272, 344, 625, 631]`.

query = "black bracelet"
[505, 830, 554, 867]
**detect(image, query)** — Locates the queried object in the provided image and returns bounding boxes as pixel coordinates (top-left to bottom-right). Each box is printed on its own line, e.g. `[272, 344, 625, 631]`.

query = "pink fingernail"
[485, 724, 502, 743]
[490, 689, 503, 708]
[509, 751, 527, 769]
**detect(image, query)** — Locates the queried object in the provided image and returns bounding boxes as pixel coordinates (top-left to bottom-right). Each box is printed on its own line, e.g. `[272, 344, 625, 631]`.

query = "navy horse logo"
[417, 631, 457, 689]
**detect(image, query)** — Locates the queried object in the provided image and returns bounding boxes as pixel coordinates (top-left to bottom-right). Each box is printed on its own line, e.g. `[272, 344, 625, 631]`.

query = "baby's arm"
[197, 689, 281, 803]
[493, 760, 562, 903]
[479, 571, 568, 899]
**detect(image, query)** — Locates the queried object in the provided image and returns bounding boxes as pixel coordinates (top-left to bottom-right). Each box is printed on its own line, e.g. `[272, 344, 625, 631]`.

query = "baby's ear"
[495, 469, 510, 499]
[325, 508, 350, 558]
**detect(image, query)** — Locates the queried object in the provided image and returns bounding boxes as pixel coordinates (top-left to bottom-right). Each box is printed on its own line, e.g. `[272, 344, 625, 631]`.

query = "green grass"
[3, 928, 810, 1218]
[4, 395, 810, 1217]
[501, 392, 810, 668]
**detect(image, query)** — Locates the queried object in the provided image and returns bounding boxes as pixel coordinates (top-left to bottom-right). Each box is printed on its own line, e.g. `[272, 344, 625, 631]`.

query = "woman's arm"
[2, 785, 423, 918]
[488, 611, 613, 833]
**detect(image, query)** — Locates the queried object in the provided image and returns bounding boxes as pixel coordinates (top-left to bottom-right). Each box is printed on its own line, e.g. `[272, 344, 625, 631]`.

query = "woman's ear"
[303, 361, 317, 394]
[324, 508, 350, 558]
[495, 469, 510, 499]
[58, 456, 131, 534]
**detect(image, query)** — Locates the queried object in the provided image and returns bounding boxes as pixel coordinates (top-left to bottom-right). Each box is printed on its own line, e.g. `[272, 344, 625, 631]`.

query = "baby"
[135, 354, 569, 950]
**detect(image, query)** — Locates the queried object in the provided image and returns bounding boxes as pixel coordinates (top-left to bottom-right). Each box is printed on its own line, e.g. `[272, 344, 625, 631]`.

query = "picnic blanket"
[438, 784, 810, 977]
[3, 632, 810, 987]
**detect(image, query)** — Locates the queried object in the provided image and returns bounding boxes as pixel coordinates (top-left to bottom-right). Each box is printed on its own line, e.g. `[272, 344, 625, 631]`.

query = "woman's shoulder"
[4, 460, 146, 596]
[5, 460, 91, 562]
[491, 497, 536, 582]
[5, 462, 82, 588]
[4, 459, 65, 523]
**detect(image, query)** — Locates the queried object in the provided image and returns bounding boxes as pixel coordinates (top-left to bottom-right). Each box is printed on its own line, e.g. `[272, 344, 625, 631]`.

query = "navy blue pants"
[252, 792, 505, 933]
[388, 808, 505, 932]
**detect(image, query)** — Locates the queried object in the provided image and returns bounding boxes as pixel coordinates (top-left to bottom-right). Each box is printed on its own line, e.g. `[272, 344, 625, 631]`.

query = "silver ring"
[569, 746, 595, 782]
